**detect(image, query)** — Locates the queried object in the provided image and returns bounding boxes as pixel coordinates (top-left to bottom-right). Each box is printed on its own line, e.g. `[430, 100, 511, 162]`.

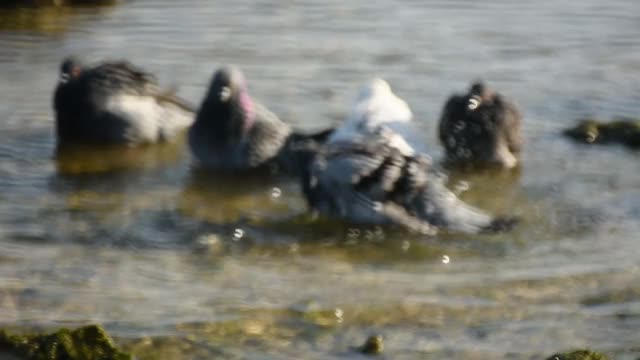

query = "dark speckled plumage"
[189, 66, 333, 174]
[302, 128, 517, 234]
[54, 57, 195, 146]
[439, 82, 522, 168]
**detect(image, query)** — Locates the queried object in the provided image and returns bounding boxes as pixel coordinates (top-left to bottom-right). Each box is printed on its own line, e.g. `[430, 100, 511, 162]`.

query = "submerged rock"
[0, 325, 132, 360]
[564, 118, 640, 148]
[357, 334, 384, 355]
[545, 349, 609, 360]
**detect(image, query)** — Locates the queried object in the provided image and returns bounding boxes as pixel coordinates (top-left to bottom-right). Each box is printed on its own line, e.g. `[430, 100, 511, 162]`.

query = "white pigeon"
[328, 79, 418, 156]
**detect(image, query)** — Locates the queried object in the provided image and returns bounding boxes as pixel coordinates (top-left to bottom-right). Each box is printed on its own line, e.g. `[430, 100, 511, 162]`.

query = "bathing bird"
[439, 81, 522, 168]
[189, 65, 333, 175]
[54, 56, 195, 146]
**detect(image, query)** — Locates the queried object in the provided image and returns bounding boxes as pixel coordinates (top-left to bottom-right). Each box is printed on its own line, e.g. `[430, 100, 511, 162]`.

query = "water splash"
[401, 240, 410, 252]
[347, 228, 361, 239]
[334, 308, 344, 323]
[452, 181, 470, 195]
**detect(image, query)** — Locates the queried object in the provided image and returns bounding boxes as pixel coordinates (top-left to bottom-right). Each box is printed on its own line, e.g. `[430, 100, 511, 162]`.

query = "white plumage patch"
[329, 78, 418, 156]
[105, 95, 193, 142]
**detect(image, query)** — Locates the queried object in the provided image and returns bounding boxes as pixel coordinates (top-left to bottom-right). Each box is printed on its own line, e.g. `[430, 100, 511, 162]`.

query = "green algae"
[564, 118, 640, 148]
[545, 349, 609, 360]
[0, 325, 132, 360]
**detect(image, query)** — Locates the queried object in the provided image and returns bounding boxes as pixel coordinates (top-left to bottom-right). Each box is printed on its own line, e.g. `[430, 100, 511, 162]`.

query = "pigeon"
[328, 78, 420, 156]
[439, 81, 522, 168]
[189, 65, 333, 175]
[53, 56, 195, 146]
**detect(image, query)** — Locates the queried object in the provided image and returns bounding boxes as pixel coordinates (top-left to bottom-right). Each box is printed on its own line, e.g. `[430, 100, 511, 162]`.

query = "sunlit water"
[1, 1, 640, 359]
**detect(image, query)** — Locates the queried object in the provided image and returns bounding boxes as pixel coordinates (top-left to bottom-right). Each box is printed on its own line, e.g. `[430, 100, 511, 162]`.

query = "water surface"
[0, 1, 639, 359]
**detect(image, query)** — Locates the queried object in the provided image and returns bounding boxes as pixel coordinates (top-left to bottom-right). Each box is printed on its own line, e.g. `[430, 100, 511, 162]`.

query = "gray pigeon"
[53, 56, 195, 146]
[189, 65, 333, 174]
[303, 127, 516, 234]
[439, 82, 522, 168]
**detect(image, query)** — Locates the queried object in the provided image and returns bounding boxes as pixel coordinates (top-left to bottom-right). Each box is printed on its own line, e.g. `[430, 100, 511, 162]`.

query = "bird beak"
[467, 96, 481, 110]
[219, 86, 232, 102]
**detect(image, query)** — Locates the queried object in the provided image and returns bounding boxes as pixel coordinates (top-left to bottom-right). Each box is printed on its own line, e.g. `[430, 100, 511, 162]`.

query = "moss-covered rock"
[545, 349, 609, 360]
[357, 334, 384, 355]
[564, 118, 640, 148]
[0, 325, 133, 360]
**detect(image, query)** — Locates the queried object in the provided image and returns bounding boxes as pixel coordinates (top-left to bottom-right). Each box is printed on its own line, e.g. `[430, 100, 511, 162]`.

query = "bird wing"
[307, 133, 434, 229]
[438, 95, 466, 147]
[494, 95, 523, 154]
[84, 61, 159, 95]
[416, 175, 495, 234]
[245, 102, 292, 167]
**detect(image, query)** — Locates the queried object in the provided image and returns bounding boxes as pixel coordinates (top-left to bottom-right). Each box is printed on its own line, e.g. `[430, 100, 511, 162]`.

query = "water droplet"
[335, 308, 344, 323]
[372, 202, 383, 212]
[442, 255, 450, 264]
[347, 228, 361, 239]
[401, 240, 410, 252]
[374, 226, 385, 240]
[271, 187, 282, 198]
[309, 176, 318, 188]
[364, 230, 376, 240]
[193, 234, 223, 255]
[453, 181, 470, 195]
[233, 228, 244, 240]
[196, 234, 220, 247]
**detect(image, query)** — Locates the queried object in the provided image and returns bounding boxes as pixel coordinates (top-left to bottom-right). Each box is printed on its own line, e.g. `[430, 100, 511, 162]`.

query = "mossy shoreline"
[0, 325, 132, 360]
[0, 324, 614, 360]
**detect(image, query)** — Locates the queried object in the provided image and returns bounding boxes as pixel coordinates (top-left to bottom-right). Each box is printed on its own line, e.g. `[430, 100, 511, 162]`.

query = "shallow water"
[1, 0, 640, 359]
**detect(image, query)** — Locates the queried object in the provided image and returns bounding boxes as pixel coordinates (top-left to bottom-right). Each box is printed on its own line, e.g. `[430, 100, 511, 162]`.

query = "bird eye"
[219, 86, 232, 101]
[468, 98, 480, 110]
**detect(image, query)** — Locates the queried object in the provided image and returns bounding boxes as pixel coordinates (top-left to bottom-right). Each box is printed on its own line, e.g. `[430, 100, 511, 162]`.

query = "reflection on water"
[0, 0, 640, 359]
[54, 136, 187, 175]
[0, 3, 116, 33]
[178, 168, 302, 225]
